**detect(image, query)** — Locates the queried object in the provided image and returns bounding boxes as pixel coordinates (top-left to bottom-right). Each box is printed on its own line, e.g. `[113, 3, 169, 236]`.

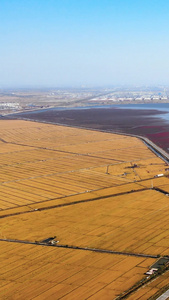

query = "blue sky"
[1, 0, 169, 87]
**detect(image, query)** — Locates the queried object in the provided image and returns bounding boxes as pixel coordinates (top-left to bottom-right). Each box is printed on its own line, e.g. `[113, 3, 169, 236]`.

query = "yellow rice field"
[1, 189, 169, 256]
[0, 120, 167, 211]
[0, 119, 169, 299]
[0, 241, 155, 300]
[127, 270, 169, 300]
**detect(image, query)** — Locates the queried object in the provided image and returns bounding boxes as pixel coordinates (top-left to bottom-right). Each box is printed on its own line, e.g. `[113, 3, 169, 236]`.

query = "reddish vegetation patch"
[148, 132, 169, 138]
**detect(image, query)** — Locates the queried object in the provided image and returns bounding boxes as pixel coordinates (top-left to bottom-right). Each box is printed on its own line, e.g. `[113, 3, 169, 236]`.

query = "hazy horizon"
[1, 0, 169, 88]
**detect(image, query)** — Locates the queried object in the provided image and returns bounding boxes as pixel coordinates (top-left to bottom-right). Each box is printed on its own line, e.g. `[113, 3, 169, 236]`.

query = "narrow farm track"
[0, 187, 148, 218]
[0, 238, 159, 259]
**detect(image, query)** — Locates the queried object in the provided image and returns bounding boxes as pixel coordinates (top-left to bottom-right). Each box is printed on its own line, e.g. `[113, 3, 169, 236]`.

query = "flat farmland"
[0, 119, 169, 299]
[0, 120, 166, 211]
[1, 189, 169, 256]
[0, 241, 156, 300]
[127, 270, 169, 300]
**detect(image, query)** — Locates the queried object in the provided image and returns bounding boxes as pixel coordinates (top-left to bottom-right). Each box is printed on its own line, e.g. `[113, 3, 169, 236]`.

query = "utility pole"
[151, 180, 153, 189]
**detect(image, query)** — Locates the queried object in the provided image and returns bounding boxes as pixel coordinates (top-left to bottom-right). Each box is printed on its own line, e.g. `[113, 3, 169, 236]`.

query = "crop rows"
[0, 120, 129, 144]
[0, 241, 155, 300]
[54, 138, 145, 154]
[127, 269, 169, 300]
[0, 169, 130, 210]
[0, 120, 162, 211]
[0, 120, 169, 298]
[2, 189, 169, 256]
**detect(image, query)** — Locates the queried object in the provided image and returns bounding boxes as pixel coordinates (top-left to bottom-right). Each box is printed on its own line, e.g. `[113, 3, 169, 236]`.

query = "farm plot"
[1, 189, 169, 256]
[0, 120, 163, 211]
[0, 241, 156, 300]
[54, 137, 145, 153]
[0, 120, 153, 157]
[0, 167, 132, 210]
[127, 270, 169, 300]
[139, 176, 169, 189]
[92, 157, 167, 182]
[0, 120, 169, 299]
[0, 149, 118, 178]
[0, 120, 130, 147]
[0, 141, 33, 154]
[0, 182, 143, 218]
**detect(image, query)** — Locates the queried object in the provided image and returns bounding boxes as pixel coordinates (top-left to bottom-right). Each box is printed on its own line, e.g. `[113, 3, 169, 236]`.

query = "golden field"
[0, 120, 169, 299]
[0, 120, 166, 211]
[1, 189, 169, 256]
[0, 241, 155, 300]
[127, 270, 169, 300]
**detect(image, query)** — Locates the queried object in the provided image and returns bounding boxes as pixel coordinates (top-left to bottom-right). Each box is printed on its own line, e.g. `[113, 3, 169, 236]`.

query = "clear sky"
[1, 0, 169, 88]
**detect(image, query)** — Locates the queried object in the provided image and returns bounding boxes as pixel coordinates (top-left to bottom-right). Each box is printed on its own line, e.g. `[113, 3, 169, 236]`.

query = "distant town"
[0, 86, 169, 115]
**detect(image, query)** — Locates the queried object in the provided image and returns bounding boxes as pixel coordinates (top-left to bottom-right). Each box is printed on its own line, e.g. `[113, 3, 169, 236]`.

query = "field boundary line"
[0, 187, 148, 218]
[0, 238, 159, 259]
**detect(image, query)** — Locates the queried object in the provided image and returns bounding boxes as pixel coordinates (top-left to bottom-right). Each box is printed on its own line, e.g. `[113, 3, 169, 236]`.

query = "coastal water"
[115, 103, 169, 121]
